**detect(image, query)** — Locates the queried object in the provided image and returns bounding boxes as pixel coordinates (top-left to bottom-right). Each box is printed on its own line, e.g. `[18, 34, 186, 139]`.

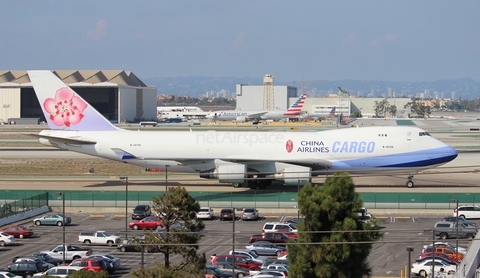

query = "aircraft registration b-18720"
[28, 70, 458, 189]
[205, 94, 307, 122]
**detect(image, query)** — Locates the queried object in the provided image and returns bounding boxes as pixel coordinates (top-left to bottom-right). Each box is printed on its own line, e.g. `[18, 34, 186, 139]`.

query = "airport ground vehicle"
[129, 216, 164, 230]
[1, 226, 34, 239]
[242, 208, 259, 220]
[249, 233, 291, 245]
[453, 205, 480, 219]
[219, 208, 235, 221]
[245, 241, 286, 256]
[77, 230, 121, 246]
[32, 266, 84, 278]
[40, 245, 93, 262]
[433, 221, 476, 239]
[33, 214, 71, 226]
[197, 207, 215, 219]
[131, 205, 151, 220]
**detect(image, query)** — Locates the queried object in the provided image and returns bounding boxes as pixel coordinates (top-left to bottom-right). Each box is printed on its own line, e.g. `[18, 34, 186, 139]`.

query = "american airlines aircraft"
[205, 94, 307, 122]
[28, 70, 458, 189]
[301, 107, 336, 121]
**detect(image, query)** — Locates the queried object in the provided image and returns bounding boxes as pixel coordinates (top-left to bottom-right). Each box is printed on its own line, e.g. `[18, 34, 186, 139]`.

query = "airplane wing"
[34, 134, 97, 145]
[245, 112, 268, 119]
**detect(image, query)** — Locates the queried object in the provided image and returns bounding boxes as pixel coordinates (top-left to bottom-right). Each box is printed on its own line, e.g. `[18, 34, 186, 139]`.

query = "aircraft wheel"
[406, 180, 414, 188]
[233, 183, 241, 188]
[248, 182, 257, 190]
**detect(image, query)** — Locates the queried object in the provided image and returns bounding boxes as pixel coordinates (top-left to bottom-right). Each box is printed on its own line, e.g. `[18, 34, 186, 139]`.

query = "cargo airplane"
[205, 94, 307, 122]
[28, 70, 458, 189]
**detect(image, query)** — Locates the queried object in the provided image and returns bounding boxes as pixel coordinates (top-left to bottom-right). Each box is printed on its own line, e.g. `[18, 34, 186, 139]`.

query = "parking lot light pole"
[406, 246, 414, 278]
[55, 192, 66, 264]
[165, 165, 170, 194]
[424, 229, 435, 276]
[120, 177, 128, 240]
[449, 199, 459, 271]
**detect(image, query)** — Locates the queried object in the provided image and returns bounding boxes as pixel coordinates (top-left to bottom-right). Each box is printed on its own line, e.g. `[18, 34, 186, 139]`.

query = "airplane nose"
[441, 145, 458, 163]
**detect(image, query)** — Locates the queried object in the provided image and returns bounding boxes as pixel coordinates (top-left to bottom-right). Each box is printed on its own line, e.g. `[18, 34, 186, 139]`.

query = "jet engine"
[273, 163, 311, 186]
[200, 162, 246, 183]
[235, 116, 247, 122]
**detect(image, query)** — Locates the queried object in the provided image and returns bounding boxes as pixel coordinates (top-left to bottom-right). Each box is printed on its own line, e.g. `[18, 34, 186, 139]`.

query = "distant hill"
[142, 77, 480, 99]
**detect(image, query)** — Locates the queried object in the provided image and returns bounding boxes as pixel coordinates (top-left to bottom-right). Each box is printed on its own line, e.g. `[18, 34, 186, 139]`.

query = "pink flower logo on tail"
[43, 87, 88, 127]
[286, 140, 293, 153]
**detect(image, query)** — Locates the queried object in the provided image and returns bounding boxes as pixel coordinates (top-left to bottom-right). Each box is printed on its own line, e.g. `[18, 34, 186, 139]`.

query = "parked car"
[244, 269, 288, 278]
[0, 271, 22, 278]
[2, 226, 34, 239]
[131, 204, 151, 220]
[86, 254, 121, 270]
[33, 214, 71, 226]
[31, 253, 63, 266]
[245, 241, 287, 256]
[69, 258, 108, 272]
[209, 263, 249, 278]
[422, 242, 467, 254]
[78, 230, 122, 246]
[7, 261, 44, 278]
[241, 208, 259, 221]
[219, 208, 235, 221]
[260, 260, 289, 269]
[197, 207, 215, 219]
[0, 233, 15, 246]
[444, 216, 478, 227]
[12, 257, 53, 271]
[129, 216, 163, 230]
[32, 266, 84, 278]
[204, 265, 233, 278]
[411, 259, 456, 277]
[262, 222, 297, 234]
[417, 252, 461, 264]
[249, 233, 292, 245]
[423, 246, 465, 260]
[453, 205, 480, 219]
[210, 254, 261, 270]
[117, 238, 158, 253]
[415, 256, 458, 266]
[228, 250, 268, 264]
[434, 220, 476, 239]
[285, 218, 304, 224]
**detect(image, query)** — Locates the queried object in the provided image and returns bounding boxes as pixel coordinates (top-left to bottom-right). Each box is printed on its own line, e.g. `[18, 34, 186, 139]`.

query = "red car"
[129, 216, 163, 230]
[69, 258, 107, 272]
[210, 254, 261, 270]
[417, 252, 461, 264]
[2, 225, 34, 238]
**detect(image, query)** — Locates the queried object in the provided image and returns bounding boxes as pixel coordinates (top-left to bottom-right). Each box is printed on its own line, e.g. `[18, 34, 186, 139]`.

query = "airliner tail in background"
[28, 70, 458, 189]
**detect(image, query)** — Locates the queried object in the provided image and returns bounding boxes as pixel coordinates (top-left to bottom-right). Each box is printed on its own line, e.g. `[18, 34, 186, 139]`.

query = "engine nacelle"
[199, 162, 246, 183]
[274, 163, 311, 186]
[235, 116, 247, 122]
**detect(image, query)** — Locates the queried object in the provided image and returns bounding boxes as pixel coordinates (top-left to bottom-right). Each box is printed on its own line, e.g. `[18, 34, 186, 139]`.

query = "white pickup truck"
[40, 244, 92, 262]
[78, 230, 122, 246]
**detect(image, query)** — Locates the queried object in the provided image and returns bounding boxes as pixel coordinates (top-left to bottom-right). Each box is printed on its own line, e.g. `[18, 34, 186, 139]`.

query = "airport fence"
[0, 190, 480, 210]
[0, 192, 48, 218]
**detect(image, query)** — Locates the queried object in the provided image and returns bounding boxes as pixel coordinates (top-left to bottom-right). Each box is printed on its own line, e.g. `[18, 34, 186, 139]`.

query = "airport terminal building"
[0, 70, 157, 124]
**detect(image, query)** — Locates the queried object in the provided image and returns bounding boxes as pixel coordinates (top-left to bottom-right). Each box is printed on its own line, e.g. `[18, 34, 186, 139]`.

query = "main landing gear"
[232, 180, 272, 189]
[406, 175, 414, 188]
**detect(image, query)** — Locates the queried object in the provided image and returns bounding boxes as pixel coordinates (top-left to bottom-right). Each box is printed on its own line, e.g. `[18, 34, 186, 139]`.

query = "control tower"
[263, 74, 275, 110]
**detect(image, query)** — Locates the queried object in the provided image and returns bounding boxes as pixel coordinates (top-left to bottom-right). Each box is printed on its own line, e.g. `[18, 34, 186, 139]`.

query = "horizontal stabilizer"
[34, 134, 97, 145]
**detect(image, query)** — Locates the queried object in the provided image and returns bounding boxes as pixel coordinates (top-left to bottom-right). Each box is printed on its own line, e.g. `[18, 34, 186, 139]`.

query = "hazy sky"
[2, 1, 479, 82]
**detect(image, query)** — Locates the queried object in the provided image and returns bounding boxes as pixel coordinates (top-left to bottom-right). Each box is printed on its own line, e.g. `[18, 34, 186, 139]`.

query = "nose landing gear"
[406, 175, 414, 188]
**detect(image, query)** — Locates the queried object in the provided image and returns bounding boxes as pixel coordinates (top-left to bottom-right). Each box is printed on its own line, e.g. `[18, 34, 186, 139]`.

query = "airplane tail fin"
[283, 94, 307, 116]
[28, 70, 119, 131]
[329, 107, 336, 117]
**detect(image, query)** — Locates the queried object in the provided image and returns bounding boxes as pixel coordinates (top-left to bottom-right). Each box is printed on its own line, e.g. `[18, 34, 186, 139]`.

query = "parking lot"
[0, 212, 475, 277]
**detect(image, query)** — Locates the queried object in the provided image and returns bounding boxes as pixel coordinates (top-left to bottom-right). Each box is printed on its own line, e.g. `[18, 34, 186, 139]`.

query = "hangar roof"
[0, 70, 149, 87]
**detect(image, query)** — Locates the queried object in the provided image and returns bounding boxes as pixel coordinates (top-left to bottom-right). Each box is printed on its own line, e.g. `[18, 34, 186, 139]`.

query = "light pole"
[450, 198, 459, 271]
[120, 177, 128, 240]
[55, 192, 66, 264]
[232, 208, 236, 278]
[297, 179, 300, 220]
[165, 165, 170, 194]
[406, 246, 414, 278]
[424, 228, 435, 276]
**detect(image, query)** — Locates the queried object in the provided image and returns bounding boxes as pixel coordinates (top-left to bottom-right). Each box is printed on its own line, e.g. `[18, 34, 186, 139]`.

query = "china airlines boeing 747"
[28, 70, 457, 189]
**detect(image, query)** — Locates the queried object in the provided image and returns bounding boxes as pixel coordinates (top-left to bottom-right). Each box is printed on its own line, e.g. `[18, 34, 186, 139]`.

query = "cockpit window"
[419, 132, 431, 136]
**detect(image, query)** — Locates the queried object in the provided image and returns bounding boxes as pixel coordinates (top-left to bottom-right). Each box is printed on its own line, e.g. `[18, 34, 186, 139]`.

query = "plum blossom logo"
[286, 140, 293, 153]
[43, 87, 88, 127]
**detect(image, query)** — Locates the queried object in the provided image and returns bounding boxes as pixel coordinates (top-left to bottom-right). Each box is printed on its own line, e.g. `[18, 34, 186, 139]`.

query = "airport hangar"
[0, 70, 157, 124]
